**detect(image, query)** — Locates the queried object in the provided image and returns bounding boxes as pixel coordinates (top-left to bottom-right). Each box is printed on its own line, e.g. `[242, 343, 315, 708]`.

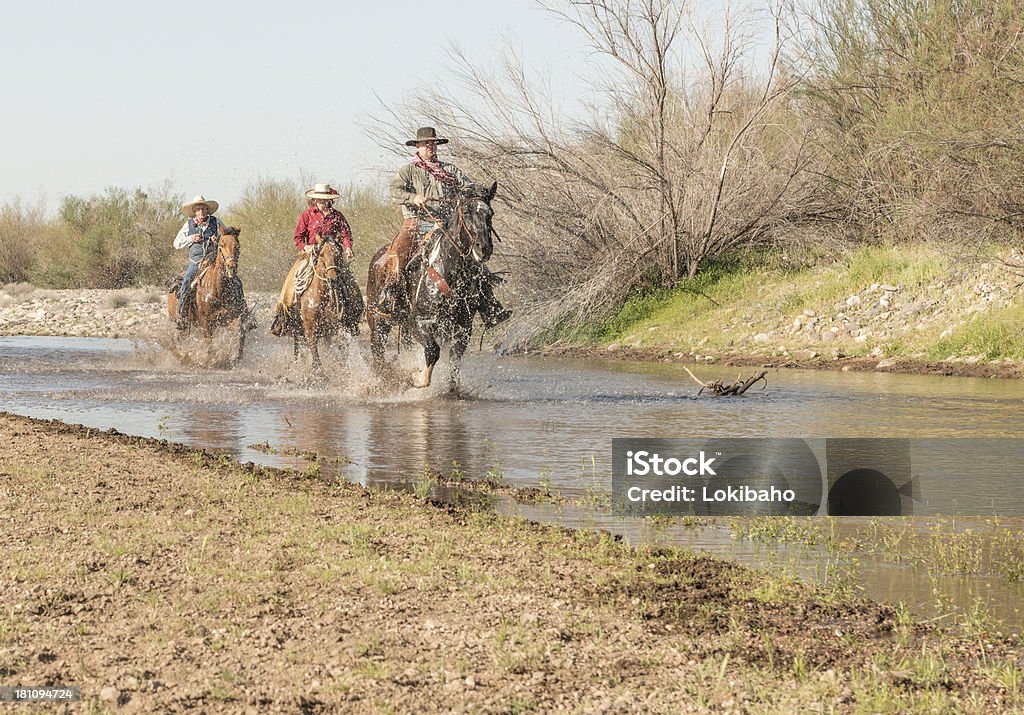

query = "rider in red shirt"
[271, 183, 363, 336]
[294, 201, 354, 256]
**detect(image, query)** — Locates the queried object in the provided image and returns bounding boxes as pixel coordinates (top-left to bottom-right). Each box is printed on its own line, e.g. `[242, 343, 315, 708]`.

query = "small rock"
[753, 333, 770, 343]
[845, 295, 861, 307]
[606, 343, 621, 352]
[803, 309, 816, 317]
[876, 358, 897, 369]
[100, 686, 119, 702]
[821, 331, 837, 342]
[881, 284, 899, 292]
[939, 329, 953, 339]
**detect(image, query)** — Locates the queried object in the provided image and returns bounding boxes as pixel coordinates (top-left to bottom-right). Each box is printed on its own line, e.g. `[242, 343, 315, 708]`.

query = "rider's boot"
[270, 304, 287, 337]
[477, 268, 512, 328]
[176, 292, 189, 330]
[376, 253, 405, 316]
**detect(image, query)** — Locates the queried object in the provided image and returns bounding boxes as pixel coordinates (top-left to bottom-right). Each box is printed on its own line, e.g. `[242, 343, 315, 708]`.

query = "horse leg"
[369, 314, 390, 367]
[234, 317, 245, 364]
[412, 336, 440, 389]
[305, 312, 321, 370]
[447, 329, 470, 395]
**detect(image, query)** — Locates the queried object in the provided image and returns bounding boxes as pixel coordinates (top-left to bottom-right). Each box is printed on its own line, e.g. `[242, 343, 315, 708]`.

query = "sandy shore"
[1, 412, 1021, 712]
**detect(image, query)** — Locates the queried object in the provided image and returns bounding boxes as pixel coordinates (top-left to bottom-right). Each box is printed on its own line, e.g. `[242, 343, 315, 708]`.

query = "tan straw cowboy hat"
[405, 127, 449, 146]
[181, 195, 219, 217]
[305, 183, 342, 200]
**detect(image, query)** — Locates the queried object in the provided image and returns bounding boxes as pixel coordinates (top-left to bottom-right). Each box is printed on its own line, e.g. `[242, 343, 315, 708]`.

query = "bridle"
[423, 194, 492, 263]
[216, 236, 238, 279]
[310, 237, 342, 313]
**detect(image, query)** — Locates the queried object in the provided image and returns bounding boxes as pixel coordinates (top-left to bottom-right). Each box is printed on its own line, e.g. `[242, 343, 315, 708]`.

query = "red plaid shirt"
[294, 205, 353, 250]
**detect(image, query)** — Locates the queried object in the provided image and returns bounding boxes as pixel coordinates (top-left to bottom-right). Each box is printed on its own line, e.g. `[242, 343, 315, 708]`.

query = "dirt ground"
[1, 413, 1022, 713]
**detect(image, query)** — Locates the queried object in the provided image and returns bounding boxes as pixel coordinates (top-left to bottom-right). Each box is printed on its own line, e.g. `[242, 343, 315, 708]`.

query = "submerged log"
[683, 367, 768, 396]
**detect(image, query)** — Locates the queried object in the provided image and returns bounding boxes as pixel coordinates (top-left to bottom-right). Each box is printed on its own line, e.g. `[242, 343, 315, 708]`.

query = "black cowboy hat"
[405, 127, 449, 146]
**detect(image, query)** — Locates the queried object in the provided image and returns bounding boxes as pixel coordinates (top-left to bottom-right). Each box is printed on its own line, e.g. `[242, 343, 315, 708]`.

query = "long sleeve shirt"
[389, 160, 473, 219]
[173, 217, 226, 249]
[293, 206, 353, 250]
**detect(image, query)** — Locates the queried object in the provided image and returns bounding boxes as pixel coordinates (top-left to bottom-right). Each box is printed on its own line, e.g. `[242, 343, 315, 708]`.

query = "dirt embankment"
[538, 344, 1024, 380]
[1, 413, 1021, 713]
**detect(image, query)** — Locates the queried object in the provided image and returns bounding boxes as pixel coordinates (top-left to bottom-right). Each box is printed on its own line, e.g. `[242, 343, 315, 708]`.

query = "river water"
[2, 334, 1023, 627]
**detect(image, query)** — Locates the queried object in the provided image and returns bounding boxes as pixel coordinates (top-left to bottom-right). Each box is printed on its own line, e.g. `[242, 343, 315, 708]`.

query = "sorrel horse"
[166, 227, 251, 364]
[366, 182, 496, 391]
[285, 237, 364, 369]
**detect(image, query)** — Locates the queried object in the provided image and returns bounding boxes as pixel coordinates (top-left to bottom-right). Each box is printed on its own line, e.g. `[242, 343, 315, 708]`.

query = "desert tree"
[374, 0, 828, 347]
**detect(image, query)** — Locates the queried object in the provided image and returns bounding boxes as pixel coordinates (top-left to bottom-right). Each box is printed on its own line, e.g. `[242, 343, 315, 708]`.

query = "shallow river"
[2, 334, 1023, 627]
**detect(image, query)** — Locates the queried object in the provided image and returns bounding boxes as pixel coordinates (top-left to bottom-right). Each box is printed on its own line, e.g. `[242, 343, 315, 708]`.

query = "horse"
[166, 227, 251, 364]
[366, 182, 497, 391]
[283, 237, 364, 369]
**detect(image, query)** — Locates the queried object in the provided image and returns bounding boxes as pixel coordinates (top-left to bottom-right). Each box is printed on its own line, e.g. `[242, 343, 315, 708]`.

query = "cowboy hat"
[405, 127, 449, 146]
[304, 183, 342, 200]
[182, 195, 219, 216]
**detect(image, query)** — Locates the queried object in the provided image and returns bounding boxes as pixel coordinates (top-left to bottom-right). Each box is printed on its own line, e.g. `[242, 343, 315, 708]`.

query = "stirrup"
[481, 307, 512, 328]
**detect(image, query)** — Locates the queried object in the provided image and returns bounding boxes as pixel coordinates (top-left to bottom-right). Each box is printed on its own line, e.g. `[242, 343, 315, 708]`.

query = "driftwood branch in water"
[682, 367, 768, 396]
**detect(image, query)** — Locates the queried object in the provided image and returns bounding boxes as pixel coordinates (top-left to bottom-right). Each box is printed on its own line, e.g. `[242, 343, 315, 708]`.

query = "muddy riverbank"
[537, 344, 1024, 380]
[1, 412, 1021, 712]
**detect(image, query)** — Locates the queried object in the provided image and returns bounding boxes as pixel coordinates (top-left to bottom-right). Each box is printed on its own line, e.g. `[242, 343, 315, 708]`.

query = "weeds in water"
[156, 414, 170, 439]
[248, 441, 278, 455]
[539, 474, 552, 497]
[449, 460, 465, 483]
[484, 461, 505, 487]
[818, 556, 861, 600]
[729, 516, 821, 545]
[306, 460, 321, 478]
[413, 464, 436, 500]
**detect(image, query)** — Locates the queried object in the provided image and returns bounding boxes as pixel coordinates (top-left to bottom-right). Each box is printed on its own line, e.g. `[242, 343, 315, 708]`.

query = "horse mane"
[223, 226, 241, 237]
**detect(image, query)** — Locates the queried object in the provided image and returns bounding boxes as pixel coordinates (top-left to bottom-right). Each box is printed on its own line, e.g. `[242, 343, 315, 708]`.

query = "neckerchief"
[412, 155, 458, 187]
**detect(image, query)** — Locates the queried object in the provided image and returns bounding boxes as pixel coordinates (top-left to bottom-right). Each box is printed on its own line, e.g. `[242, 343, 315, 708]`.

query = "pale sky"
[0, 0, 599, 207]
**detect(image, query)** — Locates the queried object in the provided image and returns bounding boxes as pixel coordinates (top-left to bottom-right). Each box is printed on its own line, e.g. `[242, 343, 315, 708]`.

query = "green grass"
[576, 243, 1024, 362]
[928, 302, 1024, 361]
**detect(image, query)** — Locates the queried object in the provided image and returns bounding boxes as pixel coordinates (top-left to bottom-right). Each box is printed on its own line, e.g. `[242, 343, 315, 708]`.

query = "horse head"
[218, 227, 241, 279]
[457, 181, 497, 264]
[315, 237, 341, 281]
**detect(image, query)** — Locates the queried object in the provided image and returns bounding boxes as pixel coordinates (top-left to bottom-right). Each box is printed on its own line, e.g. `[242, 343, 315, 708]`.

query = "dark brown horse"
[284, 237, 364, 369]
[166, 227, 250, 364]
[367, 183, 496, 391]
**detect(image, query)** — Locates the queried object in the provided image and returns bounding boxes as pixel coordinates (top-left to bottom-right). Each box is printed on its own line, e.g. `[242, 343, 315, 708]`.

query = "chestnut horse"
[288, 237, 363, 369]
[166, 227, 250, 363]
[366, 182, 496, 391]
